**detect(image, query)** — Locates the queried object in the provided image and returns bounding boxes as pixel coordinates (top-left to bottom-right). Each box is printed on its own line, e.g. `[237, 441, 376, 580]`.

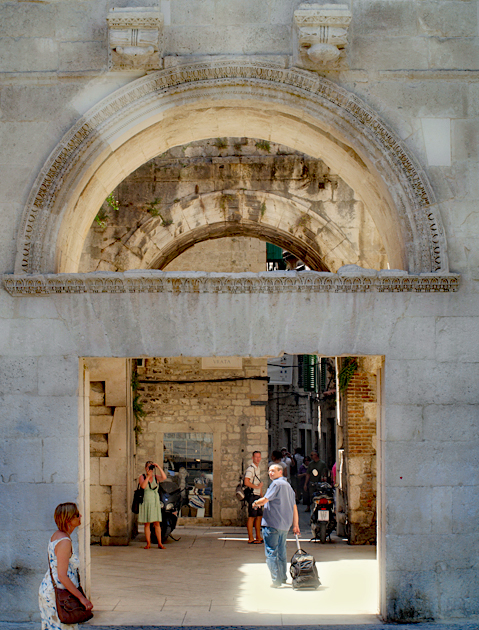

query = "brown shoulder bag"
[48, 555, 93, 624]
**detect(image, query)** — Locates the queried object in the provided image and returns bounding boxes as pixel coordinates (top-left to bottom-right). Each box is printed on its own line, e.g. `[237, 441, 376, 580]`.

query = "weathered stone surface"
[1, 0, 479, 622]
[90, 414, 114, 434]
[90, 485, 112, 513]
[90, 434, 108, 457]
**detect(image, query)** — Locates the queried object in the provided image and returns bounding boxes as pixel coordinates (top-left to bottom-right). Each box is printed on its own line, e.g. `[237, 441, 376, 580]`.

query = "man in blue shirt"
[252, 464, 300, 588]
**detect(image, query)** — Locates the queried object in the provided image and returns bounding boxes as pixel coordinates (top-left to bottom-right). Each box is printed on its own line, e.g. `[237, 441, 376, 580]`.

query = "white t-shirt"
[294, 453, 304, 468]
[244, 463, 261, 496]
[281, 456, 292, 479]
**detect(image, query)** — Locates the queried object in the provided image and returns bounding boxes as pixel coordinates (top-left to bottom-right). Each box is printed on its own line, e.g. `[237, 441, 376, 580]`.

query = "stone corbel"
[107, 7, 164, 71]
[294, 3, 351, 71]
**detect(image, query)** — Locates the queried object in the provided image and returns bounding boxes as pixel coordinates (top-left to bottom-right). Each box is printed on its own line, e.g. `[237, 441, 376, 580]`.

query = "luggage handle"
[295, 533, 301, 551]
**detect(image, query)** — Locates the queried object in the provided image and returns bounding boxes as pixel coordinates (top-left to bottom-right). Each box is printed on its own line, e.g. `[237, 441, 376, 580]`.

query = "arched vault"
[115, 190, 374, 273]
[17, 59, 448, 274]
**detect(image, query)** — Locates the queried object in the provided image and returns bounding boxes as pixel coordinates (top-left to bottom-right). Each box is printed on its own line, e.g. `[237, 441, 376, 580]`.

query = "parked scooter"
[151, 476, 187, 544]
[310, 481, 336, 543]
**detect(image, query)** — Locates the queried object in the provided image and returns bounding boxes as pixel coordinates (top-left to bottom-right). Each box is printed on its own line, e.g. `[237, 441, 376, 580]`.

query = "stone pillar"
[77, 361, 91, 596]
[86, 358, 132, 545]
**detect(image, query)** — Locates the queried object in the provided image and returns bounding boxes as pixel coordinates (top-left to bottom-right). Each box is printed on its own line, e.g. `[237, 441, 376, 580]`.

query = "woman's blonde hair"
[54, 503, 79, 533]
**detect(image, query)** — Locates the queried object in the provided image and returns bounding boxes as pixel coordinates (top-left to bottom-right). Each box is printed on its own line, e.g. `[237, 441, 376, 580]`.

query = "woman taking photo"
[139, 460, 167, 549]
[39, 502, 93, 629]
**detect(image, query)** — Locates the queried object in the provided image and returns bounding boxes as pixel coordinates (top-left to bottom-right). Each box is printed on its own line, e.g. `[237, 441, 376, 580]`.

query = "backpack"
[235, 476, 247, 501]
[235, 465, 255, 502]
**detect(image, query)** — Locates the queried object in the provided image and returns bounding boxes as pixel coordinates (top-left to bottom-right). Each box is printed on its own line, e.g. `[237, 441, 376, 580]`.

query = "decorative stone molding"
[107, 7, 164, 71]
[3, 271, 460, 296]
[17, 59, 447, 275]
[294, 3, 352, 70]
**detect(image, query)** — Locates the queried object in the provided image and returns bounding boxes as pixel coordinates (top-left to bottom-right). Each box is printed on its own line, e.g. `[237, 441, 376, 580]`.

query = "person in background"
[294, 447, 304, 469]
[39, 503, 93, 629]
[252, 464, 300, 588]
[297, 455, 310, 505]
[244, 450, 264, 544]
[281, 447, 293, 481]
[139, 460, 167, 549]
[269, 450, 287, 477]
[303, 451, 328, 511]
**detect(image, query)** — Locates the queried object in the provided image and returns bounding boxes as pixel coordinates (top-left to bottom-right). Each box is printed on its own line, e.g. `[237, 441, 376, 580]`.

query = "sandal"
[247, 540, 255, 544]
[253, 539, 264, 544]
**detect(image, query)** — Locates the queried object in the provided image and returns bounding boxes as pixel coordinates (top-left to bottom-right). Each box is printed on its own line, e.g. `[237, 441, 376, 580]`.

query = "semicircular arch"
[17, 59, 447, 274]
[115, 190, 372, 273]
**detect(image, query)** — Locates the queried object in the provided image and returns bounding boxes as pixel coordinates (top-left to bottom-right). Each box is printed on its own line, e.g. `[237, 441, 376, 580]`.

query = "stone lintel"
[2, 270, 460, 296]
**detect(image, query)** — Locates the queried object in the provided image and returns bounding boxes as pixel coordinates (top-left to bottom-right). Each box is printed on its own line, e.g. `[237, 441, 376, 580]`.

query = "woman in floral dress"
[39, 503, 93, 629]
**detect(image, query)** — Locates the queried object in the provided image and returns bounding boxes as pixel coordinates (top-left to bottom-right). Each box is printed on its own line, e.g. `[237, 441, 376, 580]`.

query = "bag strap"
[47, 538, 83, 593]
[48, 554, 58, 594]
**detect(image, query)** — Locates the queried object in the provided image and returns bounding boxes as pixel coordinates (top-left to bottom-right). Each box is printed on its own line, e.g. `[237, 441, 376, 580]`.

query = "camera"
[148, 464, 155, 471]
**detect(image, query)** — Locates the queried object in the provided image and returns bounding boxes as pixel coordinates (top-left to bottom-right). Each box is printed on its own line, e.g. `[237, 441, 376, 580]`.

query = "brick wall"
[135, 357, 268, 525]
[344, 358, 377, 544]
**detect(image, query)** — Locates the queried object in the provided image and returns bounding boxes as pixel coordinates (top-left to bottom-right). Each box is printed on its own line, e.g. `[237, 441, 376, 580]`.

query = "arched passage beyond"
[102, 190, 376, 273]
[17, 59, 447, 275]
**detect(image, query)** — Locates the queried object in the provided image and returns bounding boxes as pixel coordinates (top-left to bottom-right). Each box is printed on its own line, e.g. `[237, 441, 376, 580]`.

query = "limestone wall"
[134, 357, 268, 525]
[1, 0, 479, 622]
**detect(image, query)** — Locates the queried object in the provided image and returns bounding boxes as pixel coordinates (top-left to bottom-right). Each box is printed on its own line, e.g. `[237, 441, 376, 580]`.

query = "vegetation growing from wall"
[338, 357, 358, 392]
[255, 139, 271, 152]
[131, 368, 146, 444]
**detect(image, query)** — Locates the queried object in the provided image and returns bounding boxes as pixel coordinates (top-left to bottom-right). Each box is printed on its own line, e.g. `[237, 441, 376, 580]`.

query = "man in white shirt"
[244, 451, 264, 544]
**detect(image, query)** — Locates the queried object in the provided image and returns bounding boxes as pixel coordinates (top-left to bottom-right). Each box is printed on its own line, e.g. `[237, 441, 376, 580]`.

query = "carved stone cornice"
[2, 271, 460, 296]
[17, 59, 447, 275]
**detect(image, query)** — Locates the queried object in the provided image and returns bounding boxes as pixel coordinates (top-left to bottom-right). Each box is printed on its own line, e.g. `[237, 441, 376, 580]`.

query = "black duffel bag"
[290, 535, 321, 590]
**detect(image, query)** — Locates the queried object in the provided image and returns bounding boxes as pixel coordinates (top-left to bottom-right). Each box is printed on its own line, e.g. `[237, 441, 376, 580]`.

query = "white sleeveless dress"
[38, 537, 80, 630]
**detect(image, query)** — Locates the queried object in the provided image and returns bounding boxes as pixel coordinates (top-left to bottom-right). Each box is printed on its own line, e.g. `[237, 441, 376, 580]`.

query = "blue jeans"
[262, 526, 288, 585]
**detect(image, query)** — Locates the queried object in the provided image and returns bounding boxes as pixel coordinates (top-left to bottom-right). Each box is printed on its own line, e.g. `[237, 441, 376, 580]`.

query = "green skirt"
[138, 483, 162, 524]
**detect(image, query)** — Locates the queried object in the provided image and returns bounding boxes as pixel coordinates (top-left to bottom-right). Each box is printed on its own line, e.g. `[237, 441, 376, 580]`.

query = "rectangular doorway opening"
[80, 354, 383, 625]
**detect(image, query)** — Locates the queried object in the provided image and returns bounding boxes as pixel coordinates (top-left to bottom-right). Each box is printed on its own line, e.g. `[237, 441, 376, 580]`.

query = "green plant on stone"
[145, 197, 161, 216]
[106, 193, 119, 211]
[338, 357, 358, 392]
[260, 202, 267, 217]
[94, 208, 109, 228]
[214, 137, 228, 150]
[255, 140, 271, 153]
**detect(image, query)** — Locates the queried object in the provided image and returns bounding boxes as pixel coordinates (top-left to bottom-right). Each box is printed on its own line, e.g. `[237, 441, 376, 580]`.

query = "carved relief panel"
[294, 3, 352, 71]
[107, 7, 164, 71]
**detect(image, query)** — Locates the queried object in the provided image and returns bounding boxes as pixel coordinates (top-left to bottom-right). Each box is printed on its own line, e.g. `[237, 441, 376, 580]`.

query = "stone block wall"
[86, 359, 133, 545]
[343, 357, 378, 544]
[164, 237, 266, 273]
[135, 357, 268, 525]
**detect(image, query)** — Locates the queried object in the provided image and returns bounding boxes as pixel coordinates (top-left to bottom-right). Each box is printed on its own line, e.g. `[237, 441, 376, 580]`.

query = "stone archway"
[97, 190, 372, 273]
[17, 59, 447, 275]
